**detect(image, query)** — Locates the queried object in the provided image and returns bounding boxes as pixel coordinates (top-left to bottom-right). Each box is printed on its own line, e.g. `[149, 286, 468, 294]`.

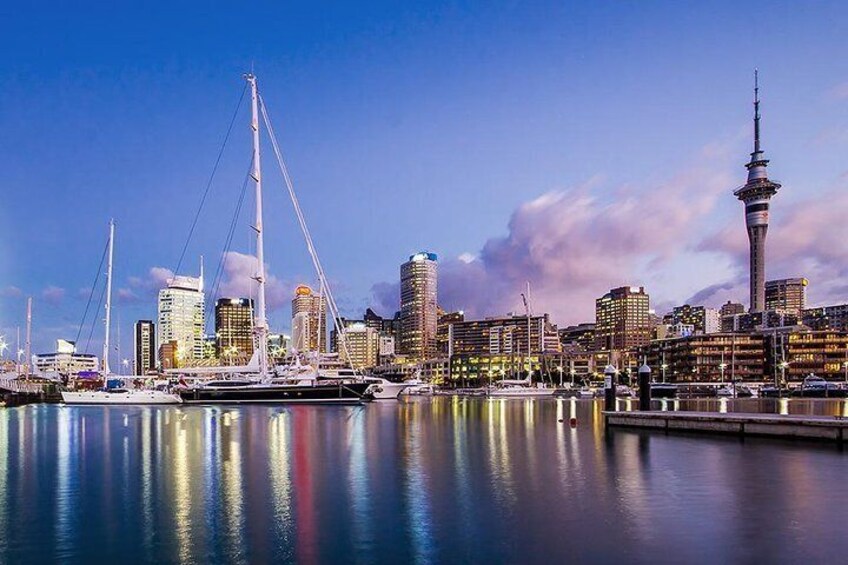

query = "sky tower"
[734, 71, 781, 313]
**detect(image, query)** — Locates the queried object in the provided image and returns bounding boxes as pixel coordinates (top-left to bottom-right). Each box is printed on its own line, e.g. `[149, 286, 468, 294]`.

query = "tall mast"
[24, 297, 31, 376]
[102, 219, 115, 375]
[247, 73, 269, 379]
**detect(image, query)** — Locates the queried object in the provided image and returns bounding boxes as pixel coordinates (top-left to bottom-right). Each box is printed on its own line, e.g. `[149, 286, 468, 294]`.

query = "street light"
[557, 365, 564, 387]
[719, 362, 728, 385]
[780, 360, 789, 387]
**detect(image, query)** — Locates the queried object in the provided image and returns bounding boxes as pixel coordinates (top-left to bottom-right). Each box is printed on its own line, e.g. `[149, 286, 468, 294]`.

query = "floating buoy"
[558, 418, 564, 423]
[569, 417, 578, 427]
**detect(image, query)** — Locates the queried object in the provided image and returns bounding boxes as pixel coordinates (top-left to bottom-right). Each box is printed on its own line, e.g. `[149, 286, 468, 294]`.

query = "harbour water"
[0, 397, 846, 564]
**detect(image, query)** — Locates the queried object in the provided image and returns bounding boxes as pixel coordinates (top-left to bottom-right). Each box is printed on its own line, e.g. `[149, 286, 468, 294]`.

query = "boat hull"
[178, 382, 374, 404]
[368, 382, 415, 400]
[61, 390, 182, 405]
[487, 389, 554, 398]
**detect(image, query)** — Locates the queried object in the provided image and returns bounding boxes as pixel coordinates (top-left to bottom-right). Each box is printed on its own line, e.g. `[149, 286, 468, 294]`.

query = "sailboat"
[177, 73, 373, 404]
[487, 283, 553, 398]
[62, 221, 183, 405]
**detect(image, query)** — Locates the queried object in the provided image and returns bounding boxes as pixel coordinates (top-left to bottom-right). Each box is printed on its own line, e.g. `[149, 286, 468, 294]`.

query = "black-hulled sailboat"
[177, 74, 373, 405]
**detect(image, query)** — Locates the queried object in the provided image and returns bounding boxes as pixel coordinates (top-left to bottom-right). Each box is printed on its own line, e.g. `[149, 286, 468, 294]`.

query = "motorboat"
[361, 376, 417, 400]
[716, 384, 754, 398]
[791, 374, 846, 398]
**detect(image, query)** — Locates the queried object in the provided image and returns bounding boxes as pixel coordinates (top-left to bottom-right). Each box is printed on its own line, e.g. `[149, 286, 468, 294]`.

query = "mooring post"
[604, 365, 617, 412]
[639, 363, 651, 411]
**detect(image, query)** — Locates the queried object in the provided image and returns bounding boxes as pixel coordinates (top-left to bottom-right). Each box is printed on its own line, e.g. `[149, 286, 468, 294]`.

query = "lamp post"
[780, 361, 789, 388]
[557, 365, 563, 387]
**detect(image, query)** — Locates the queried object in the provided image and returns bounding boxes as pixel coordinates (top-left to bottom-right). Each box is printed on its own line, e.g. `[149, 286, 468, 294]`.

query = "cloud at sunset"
[372, 144, 848, 325]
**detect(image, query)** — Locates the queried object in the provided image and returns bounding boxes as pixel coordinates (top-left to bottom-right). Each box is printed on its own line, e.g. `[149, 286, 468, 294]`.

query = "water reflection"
[0, 399, 845, 563]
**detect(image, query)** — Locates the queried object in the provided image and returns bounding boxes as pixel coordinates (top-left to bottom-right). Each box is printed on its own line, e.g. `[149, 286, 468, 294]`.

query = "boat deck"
[605, 410, 848, 443]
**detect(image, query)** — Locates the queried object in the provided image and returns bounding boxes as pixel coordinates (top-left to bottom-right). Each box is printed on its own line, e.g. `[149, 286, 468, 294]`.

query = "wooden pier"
[605, 411, 848, 443]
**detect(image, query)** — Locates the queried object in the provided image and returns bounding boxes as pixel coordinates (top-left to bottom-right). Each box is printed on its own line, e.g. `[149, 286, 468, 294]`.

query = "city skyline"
[2, 2, 848, 357]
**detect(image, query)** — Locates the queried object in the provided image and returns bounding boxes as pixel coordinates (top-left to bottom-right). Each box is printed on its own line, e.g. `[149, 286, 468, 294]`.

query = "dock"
[605, 411, 848, 443]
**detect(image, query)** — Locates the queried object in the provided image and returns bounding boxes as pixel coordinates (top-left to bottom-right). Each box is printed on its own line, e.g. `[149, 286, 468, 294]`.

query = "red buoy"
[569, 417, 577, 427]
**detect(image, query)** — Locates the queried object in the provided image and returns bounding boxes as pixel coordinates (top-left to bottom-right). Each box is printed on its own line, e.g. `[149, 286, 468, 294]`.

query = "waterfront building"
[449, 351, 593, 386]
[437, 310, 465, 355]
[133, 320, 156, 375]
[338, 323, 380, 370]
[734, 72, 781, 313]
[449, 314, 559, 357]
[559, 323, 596, 352]
[663, 305, 720, 334]
[777, 330, 848, 382]
[157, 270, 205, 362]
[378, 335, 396, 361]
[291, 285, 327, 353]
[642, 333, 766, 383]
[722, 310, 801, 333]
[802, 304, 848, 332]
[765, 278, 807, 315]
[399, 252, 438, 360]
[34, 339, 99, 375]
[214, 298, 254, 360]
[594, 286, 651, 351]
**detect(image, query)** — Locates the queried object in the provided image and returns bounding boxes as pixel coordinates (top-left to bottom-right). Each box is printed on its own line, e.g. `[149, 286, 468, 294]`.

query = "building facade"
[642, 333, 766, 383]
[663, 305, 719, 334]
[803, 304, 848, 332]
[291, 285, 327, 353]
[399, 252, 438, 360]
[765, 278, 807, 315]
[215, 298, 254, 361]
[133, 320, 156, 375]
[339, 323, 380, 370]
[778, 330, 848, 382]
[157, 273, 205, 363]
[595, 286, 651, 351]
[34, 339, 99, 375]
[559, 323, 596, 352]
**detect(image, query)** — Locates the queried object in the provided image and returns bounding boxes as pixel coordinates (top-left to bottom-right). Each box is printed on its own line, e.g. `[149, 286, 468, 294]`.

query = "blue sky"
[1, 1, 847, 359]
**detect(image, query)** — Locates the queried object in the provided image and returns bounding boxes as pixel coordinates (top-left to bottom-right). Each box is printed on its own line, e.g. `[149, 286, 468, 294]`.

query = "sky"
[1, 1, 847, 361]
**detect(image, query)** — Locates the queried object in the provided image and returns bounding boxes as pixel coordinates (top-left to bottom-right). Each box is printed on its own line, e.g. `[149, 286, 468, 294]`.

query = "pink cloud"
[214, 251, 292, 311]
[0, 286, 22, 298]
[373, 142, 737, 324]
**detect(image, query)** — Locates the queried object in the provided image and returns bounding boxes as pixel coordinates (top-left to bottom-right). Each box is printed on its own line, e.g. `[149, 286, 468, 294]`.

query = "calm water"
[0, 398, 846, 564]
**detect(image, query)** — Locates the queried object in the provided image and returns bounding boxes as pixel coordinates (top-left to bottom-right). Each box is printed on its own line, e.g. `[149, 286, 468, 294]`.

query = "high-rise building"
[133, 320, 156, 375]
[734, 72, 781, 313]
[449, 314, 559, 357]
[214, 298, 254, 360]
[338, 322, 380, 370]
[291, 285, 327, 353]
[399, 252, 438, 360]
[803, 304, 848, 332]
[663, 305, 720, 335]
[765, 278, 807, 315]
[594, 286, 651, 351]
[157, 271, 205, 363]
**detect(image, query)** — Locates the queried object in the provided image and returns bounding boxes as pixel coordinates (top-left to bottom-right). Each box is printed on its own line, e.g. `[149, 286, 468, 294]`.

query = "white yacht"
[62, 387, 182, 405]
[61, 221, 182, 406]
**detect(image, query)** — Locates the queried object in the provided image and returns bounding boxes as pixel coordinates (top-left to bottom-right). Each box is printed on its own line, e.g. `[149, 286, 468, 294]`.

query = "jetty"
[605, 411, 848, 443]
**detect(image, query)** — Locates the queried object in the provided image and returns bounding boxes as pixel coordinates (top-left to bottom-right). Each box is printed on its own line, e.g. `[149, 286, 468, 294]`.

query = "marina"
[0, 397, 846, 563]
